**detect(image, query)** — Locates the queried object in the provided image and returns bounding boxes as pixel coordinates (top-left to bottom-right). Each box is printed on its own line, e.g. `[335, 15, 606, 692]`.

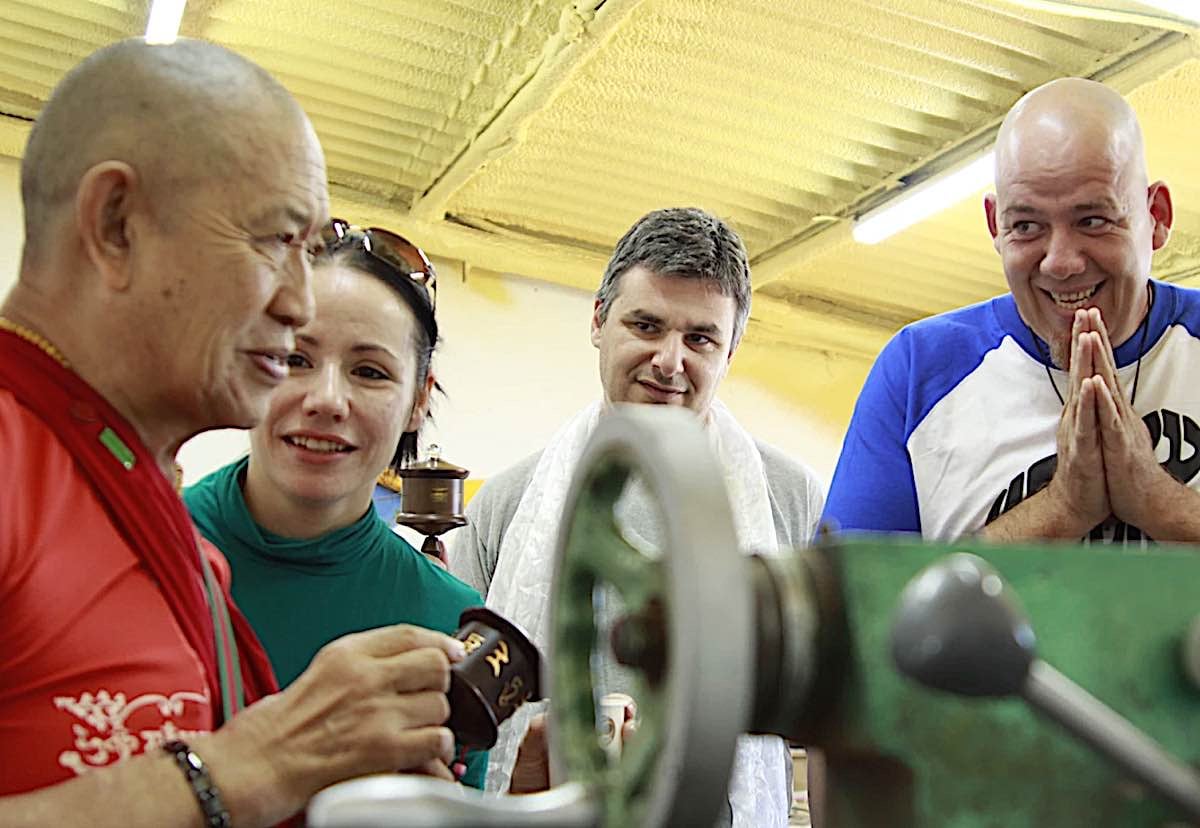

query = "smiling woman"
[182, 222, 488, 788]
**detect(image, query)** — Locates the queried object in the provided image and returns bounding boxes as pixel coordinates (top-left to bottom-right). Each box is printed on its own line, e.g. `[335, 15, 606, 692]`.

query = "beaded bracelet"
[162, 739, 232, 828]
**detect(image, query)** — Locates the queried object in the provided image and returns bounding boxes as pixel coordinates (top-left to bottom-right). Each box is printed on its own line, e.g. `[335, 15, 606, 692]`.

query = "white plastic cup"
[597, 692, 634, 762]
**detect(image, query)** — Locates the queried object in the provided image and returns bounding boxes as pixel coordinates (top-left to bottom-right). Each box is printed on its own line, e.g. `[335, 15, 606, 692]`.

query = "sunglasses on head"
[320, 219, 437, 311]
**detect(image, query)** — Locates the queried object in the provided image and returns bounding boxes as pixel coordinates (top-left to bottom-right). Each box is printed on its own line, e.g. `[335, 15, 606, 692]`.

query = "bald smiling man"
[821, 77, 1200, 544]
[0, 39, 467, 827]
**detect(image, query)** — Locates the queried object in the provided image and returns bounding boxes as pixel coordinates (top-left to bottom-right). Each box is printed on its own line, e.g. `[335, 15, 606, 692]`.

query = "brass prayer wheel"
[394, 445, 468, 559]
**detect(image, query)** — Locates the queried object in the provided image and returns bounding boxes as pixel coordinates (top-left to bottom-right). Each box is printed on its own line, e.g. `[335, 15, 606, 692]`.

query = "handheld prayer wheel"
[447, 607, 543, 748]
[394, 445, 468, 563]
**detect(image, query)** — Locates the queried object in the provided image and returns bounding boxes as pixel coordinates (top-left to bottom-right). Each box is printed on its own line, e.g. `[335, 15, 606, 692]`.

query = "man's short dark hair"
[595, 207, 751, 347]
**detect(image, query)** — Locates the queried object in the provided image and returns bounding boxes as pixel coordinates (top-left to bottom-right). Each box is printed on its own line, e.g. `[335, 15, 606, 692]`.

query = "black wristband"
[162, 739, 232, 828]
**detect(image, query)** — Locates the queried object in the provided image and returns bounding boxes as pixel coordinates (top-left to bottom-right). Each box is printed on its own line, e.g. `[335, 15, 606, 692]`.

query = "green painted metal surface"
[821, 537, 1200, 828]
[551, 461, 665, 828]
[548, 464, 1200, 828]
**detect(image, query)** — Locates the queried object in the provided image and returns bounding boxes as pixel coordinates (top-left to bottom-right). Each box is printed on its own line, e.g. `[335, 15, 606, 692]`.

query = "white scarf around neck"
[485, 400, 791, 826]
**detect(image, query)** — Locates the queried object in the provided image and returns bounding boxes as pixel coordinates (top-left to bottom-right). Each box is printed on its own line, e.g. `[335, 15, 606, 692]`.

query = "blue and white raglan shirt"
[822, 280, 1200, 541]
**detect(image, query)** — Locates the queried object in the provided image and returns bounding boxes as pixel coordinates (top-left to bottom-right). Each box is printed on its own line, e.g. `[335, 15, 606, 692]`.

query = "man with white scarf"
[449, 207, 824, 826]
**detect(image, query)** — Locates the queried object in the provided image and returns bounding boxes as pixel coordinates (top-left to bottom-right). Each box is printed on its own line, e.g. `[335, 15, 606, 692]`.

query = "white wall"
[0, 155, 856, 491]
[0, 158, 22, 290]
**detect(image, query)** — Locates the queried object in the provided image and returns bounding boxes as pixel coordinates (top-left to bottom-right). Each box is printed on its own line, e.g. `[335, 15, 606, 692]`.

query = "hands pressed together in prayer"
[1048, 307, 1170, 534]
[986, 306, 1200, 543]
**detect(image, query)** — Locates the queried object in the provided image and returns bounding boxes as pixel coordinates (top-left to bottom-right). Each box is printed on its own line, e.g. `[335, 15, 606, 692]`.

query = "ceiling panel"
[446, 0, 1163, 264]
[0, 0, 1196, 359]
[189, 0, 582, 204]
[766, 47, 1200, 331]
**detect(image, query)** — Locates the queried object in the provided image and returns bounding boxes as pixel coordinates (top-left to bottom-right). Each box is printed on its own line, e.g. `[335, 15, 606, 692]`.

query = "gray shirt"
[449, 439, 826, 597]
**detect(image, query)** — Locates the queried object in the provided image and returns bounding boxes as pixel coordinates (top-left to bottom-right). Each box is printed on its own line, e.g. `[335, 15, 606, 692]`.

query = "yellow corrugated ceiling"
[0, 0, 1198, 360]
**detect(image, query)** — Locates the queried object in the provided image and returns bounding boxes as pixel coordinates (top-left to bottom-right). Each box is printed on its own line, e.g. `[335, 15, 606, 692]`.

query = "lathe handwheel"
[548, 406, 753, 827]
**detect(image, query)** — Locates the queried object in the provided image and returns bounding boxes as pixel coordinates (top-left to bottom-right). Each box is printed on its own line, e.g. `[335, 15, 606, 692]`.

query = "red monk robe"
[0, 329, 277, 796]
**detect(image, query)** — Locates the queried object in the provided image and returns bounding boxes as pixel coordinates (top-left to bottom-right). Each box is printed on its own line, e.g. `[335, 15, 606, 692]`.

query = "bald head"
[995, 77, 1147, 196]
[6, 37, 329, 462]
[21, 38, 306, 257]
[985, 77, 1172, 368]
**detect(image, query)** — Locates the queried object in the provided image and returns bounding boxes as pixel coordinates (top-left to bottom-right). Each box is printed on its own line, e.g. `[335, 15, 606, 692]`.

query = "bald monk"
[0, 39, 465, 826]
[821, 77, 1200, 543]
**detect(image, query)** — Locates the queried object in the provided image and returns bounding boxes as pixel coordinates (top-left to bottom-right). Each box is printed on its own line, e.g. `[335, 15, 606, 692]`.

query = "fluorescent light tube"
[853, 151, 994, 245]
[145, 0, 187, 45]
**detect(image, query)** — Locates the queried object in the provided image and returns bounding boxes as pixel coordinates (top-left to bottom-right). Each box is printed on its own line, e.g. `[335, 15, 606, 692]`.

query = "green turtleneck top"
[185, 457, 486, 788]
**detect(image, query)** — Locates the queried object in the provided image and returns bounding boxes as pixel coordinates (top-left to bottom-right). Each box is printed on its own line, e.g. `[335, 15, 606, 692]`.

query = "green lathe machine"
[309, 407, 1200, 828]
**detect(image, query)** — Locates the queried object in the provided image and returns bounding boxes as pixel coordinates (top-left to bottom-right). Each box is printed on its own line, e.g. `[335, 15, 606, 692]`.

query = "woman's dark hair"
[316, 238, 439, 470]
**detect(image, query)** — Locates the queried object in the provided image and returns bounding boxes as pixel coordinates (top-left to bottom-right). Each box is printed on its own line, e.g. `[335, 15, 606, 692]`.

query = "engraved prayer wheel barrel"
[446, 607, 543, 749]
[394, 445, 468, 561]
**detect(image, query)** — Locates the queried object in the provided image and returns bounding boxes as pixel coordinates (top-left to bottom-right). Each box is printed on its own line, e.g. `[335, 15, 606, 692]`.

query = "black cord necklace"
[1033, 281, 1154, 407]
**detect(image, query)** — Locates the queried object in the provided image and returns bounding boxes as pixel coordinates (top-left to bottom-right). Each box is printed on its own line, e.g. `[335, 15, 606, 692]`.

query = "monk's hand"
[216, 624, 464, 821]
[1046, 309, 1110, 533]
